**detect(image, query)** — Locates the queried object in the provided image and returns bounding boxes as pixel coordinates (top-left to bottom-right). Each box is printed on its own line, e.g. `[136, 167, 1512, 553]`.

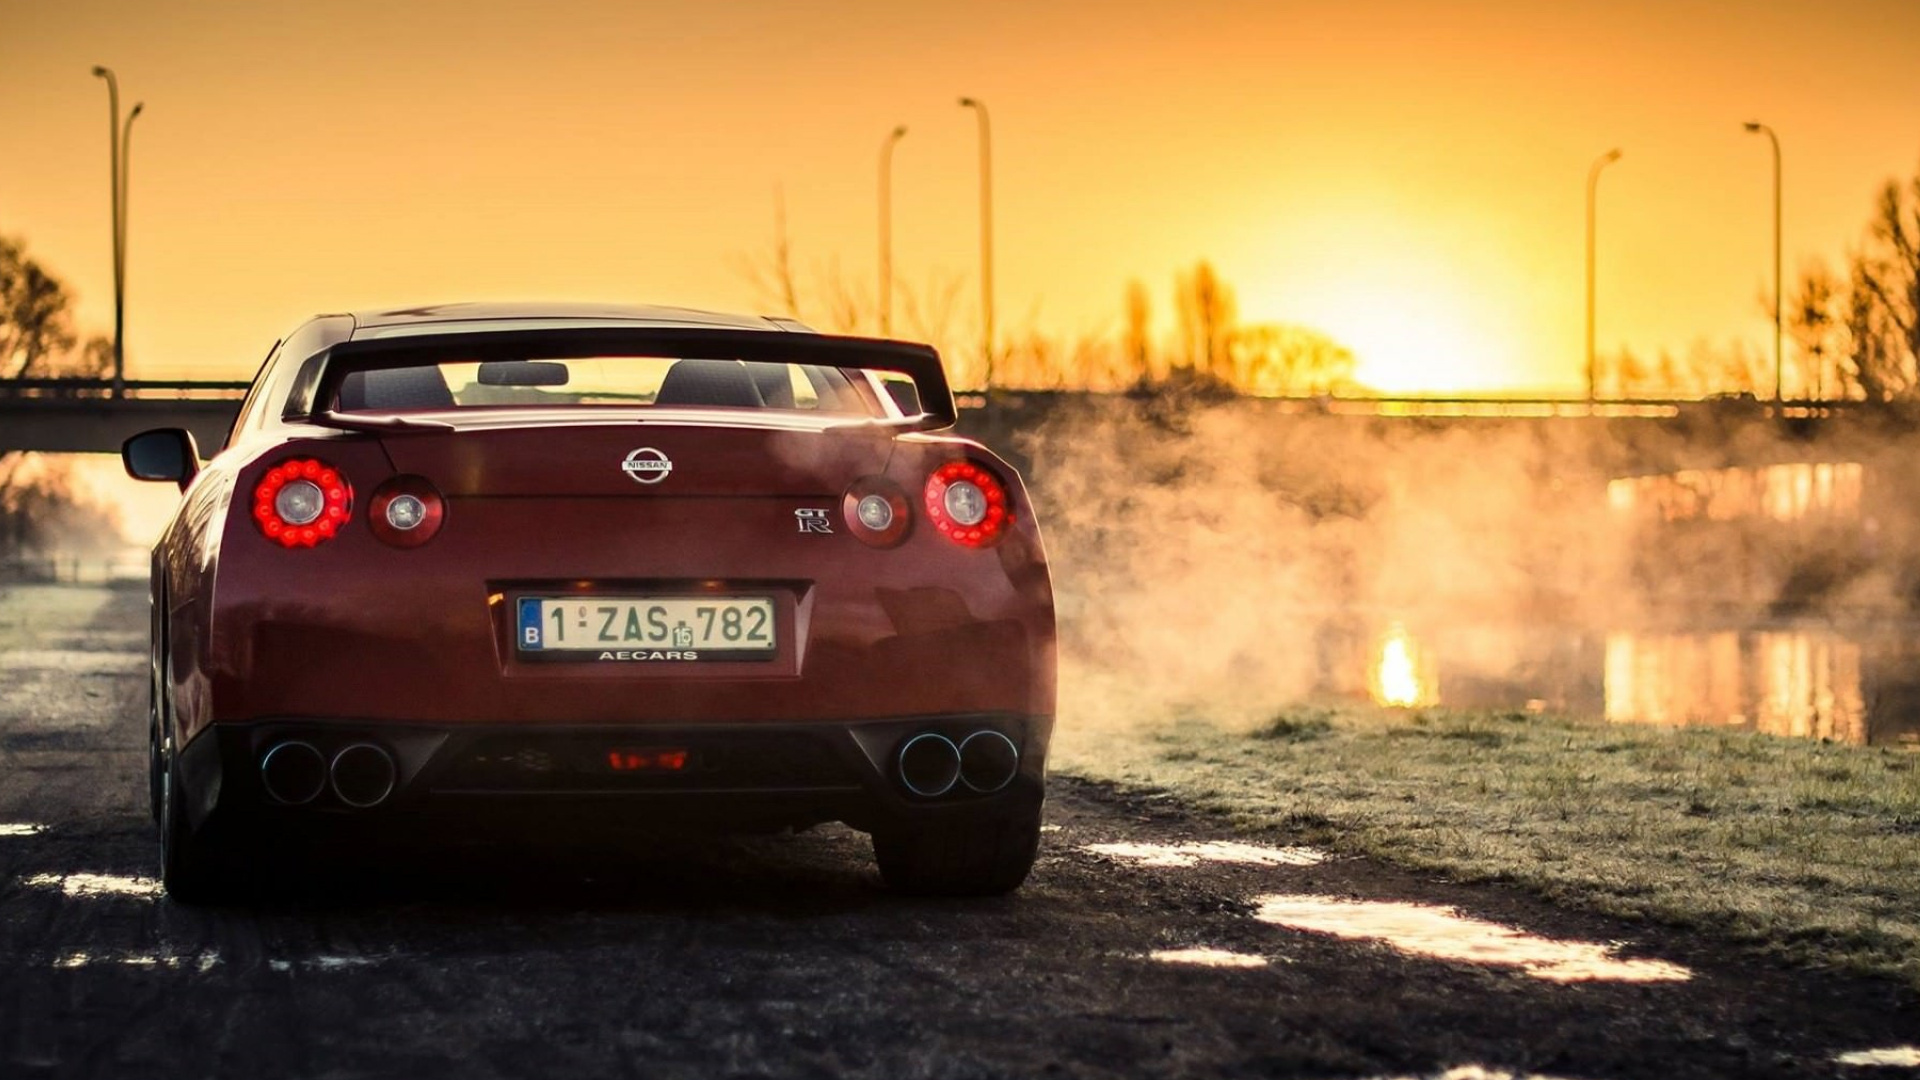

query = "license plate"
[517, 596, 776, 660]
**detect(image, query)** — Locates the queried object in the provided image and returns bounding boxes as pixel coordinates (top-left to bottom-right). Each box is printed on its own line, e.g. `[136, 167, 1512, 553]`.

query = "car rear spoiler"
[285, 327, 958, 431]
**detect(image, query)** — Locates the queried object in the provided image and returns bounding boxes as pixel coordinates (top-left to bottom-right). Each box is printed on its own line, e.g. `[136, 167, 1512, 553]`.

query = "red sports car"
[122, 303, 1055, 902]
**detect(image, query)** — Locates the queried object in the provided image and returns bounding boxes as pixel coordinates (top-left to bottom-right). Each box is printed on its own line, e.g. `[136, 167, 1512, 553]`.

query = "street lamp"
[958, 97, 993, 391]
[1744, 120, 1782, 401]
[878, 125, 907, 337]
[1585, 148, 1622, 403]
[120, 101, 143, 386]
[91, 66, 126, 397]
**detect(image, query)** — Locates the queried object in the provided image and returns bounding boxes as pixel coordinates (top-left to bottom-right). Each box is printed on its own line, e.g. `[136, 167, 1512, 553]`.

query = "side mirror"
[123, 428, 201, 491]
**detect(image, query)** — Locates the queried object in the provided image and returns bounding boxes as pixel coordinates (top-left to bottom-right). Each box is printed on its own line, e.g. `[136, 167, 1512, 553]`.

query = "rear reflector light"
[924, 461, 1012, 548]
[843, 477, 911, 547]
[368, 476, 446, 548]
[607, 749, 690, 773]
[253, 459, 352, 547]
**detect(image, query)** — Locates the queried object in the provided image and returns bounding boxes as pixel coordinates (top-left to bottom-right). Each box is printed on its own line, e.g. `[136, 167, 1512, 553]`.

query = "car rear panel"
[184, 422, 1054, 744]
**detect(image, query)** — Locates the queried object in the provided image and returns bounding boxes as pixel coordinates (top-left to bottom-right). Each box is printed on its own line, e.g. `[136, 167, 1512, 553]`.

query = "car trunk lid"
[374, 418, 893, 497]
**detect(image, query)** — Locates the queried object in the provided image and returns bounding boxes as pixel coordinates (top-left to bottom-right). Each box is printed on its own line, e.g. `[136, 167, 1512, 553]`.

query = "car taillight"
[253, 458, 352, 548]
[843, 477, 911, 548]
[924, 460, 1013, 548]
[368, 475, 447, 548]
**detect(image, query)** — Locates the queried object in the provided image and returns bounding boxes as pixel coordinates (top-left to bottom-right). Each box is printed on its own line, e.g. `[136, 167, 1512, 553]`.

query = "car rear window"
[328, 357, 871, 415]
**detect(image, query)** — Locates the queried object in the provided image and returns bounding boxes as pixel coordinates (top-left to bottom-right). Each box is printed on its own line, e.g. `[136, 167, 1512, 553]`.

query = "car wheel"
[147, 648, 166, 825]
[159, 744, 239, 905]
[872, 805, 1042, 896]
[147, 719, 164, 826]
[156, 657, 234, 905]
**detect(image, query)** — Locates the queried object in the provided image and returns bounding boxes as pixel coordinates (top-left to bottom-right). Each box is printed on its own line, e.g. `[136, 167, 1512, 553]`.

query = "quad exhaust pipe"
[896, 729, 1019, 798]
[259, 741, 327, 805]
[330, 743, 397, 808]
[259, 740, 396, 808]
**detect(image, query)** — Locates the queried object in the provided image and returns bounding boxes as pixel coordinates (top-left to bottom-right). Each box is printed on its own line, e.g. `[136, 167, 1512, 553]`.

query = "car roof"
[341, 302, 809, 340]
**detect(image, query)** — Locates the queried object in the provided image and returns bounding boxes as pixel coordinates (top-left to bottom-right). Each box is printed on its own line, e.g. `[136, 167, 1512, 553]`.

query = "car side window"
[224, 340, 283, 448]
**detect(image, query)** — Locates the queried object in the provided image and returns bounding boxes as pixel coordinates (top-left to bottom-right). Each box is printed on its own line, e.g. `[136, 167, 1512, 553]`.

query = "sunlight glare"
[1371, 623, 1434, 708]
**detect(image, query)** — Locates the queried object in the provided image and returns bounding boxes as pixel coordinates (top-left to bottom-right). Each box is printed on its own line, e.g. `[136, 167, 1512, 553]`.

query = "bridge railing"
[0, 377, 249, 400]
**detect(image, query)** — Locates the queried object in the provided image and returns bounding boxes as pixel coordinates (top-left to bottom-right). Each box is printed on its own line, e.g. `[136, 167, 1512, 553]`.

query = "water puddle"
[1359, 1060, 1566, 1068]
[0, 823, 48, 836]
[1252, 895, 1690, 983]
[1085, 841, 1328, 868]
[24, 872, 164, 899]
[1332, 617, 1920, 746]
[1148, 947, 1268, 968]
[1835, 1047, 1920, 1067]
[54, 950, 219, 972]
[269, 954, 389, 973]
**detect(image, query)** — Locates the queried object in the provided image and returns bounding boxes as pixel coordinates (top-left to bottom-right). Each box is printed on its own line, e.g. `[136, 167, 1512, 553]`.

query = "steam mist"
[1014, 395, 1920, 734]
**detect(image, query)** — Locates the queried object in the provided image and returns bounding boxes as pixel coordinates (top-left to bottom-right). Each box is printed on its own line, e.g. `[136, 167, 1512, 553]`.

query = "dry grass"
[1054, 705, 1920, 986]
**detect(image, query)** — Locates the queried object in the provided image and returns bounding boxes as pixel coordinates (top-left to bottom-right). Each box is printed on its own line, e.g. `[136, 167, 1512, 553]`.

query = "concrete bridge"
[0, 378, 247, 455]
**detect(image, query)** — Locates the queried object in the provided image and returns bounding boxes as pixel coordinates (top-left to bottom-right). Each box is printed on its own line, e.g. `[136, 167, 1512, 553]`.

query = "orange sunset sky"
[3, 0, 1918, 395]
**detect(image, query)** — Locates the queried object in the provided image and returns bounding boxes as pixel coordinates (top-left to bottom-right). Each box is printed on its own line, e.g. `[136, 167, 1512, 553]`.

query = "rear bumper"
[177, 712, 1051, 838]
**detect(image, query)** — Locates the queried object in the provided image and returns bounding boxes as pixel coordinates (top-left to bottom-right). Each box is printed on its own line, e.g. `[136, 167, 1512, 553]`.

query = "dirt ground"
[3, 584, 1919, 1079]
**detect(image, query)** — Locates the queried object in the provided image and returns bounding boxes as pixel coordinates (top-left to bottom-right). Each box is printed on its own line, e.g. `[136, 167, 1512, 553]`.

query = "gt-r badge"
[621, 447, 672, 484]
[795, 508, 833, 534]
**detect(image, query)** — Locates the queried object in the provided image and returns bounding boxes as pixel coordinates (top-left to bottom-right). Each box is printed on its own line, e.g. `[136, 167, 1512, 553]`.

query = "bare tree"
[1604, 339, 1767, 399]
[1788, 258, 1848, 399]
[1843, 166, 1920, 400]
[1174, 261, 1236, 380]
[0, 236, 80, 379]
[731, 188, 804, 320]
[1235, 324, 1356, 395]
[0, 233, 120, 561]
[1122, 280, 1152, 383]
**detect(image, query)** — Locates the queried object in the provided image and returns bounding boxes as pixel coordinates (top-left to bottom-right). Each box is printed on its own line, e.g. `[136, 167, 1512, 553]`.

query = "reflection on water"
[1608, 462, 1865, 523]
[1834, 1047, 1920, 1067]
[53, 951, 220, 972]
[1147, 947, 1269, 968]
[1340, 619, 1920, 747]
[1605, 630, 1867, 742]
[22, 872, 163, 899]
[1085, 841, 1328, 868]
[1252, 894, 1691, 983]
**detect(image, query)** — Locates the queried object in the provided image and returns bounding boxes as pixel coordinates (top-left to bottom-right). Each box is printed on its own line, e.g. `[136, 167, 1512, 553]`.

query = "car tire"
[872, 806, 1042, 896]
[159, 743, 238, 905]
[155, 653, 236, 905]
[147, 659, 165, 826]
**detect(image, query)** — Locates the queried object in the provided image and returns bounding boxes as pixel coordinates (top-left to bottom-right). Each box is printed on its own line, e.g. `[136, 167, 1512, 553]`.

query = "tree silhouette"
[1784, 158, 1920, 401]
[0, 233, 118, 564]
[1174, 261, 1236, 380]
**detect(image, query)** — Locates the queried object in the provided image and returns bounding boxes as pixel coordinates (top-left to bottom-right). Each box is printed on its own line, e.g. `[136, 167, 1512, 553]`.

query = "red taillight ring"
[368, 476, 447, 548]
[924, 460, 1013, 549]
[253, 458, 353, 548]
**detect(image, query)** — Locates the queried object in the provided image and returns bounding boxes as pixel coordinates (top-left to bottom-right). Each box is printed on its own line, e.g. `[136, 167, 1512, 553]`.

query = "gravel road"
[3, 583, 1917, 1079]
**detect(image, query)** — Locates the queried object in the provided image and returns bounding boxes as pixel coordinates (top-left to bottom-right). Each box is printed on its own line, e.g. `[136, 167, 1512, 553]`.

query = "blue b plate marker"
[518, 598, 544, 650]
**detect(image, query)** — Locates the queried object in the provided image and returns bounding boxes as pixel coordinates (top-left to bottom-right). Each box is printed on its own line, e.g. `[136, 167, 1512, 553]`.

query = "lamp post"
[1585, 148, 1622, 403]
[958, 97, 993, 392]
[878, 125, 907, 337]
[91, 66, 126, 397]
[120, 101, 143, 390]
[1744, 121, 1782, 401]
